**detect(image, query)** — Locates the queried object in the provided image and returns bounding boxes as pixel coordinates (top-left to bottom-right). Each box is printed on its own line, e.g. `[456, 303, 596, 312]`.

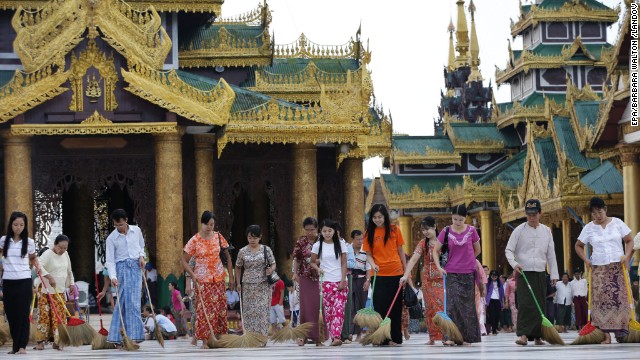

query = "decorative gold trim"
[69, 39, 118, 112]
[380, 176, 454, 210]
[1, 0, 223, 13]
[393, 146, 462, 165]
[566, 77, 602, 151]
[450, 175, 505, 206]
[0, 65, 69, 123]
[511, 1, 620, 36]
[274, 33, 361, 59]
[11, 119, 178, 136]
[445, 122, 506, 153]
[81, 110, 112, 125]
[121, 60, 236, 126]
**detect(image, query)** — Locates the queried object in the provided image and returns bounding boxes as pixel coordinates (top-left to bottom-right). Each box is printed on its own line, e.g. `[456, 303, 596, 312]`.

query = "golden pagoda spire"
[447, 18, 456, 71]
[454, 0, 470, 67]
[467, 0, 483, 82]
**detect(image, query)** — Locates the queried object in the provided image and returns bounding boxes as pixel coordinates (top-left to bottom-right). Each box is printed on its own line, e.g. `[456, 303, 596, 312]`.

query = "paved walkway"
[5, 316, 640, 360]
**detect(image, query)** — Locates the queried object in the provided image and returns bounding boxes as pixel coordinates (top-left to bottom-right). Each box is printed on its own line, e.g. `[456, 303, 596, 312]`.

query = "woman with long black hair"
[362, 204, 406, 346]
[1, 211, 37, 355]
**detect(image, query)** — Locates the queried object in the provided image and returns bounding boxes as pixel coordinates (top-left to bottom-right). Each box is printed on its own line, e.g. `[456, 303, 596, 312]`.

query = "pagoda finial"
[447, 18, 456, 71]
[467, 0, 483, 82]
[454, 0, 470, 67]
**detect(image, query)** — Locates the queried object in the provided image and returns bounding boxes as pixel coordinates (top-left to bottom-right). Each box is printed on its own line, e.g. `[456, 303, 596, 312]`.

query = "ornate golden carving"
[274, 33, 361, 59]
[122, 60, 236, 126]
[380, 178, 454, 210]
[69, 39, 118, 112]
[11, 115, 178, 136]
[619, 146, 640, 167]
[393, 146, 462, 165]
[0, 65, 69, 123]
[450, 175, 505, 206]
[512, 1, 620, 37]
[2, 0, 223, 13]
[85, 74, 102, 102]
[81, 110, 112, 125]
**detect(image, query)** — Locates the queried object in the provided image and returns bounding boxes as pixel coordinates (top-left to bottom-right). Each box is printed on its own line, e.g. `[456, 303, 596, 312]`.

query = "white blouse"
[577, 217, 631, 266]
[35, 248, 74, 294]
[0, 236, 36, 280]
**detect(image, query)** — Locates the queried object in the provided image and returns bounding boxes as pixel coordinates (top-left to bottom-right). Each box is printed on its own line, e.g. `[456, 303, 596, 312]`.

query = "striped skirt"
[107, 259, 144, 343]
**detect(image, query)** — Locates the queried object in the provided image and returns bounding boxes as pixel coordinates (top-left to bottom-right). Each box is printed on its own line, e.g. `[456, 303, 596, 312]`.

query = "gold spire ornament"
[467, 0, 484, 82]
[447, 18, 456, 71]
[455, 0, 470, 67]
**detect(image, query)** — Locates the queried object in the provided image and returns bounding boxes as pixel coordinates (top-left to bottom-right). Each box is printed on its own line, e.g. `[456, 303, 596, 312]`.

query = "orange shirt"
[184, 232, 229, 283]
[362, 225, 404, 276]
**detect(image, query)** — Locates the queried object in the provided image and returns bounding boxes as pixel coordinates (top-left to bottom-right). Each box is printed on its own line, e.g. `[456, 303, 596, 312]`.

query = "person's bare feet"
[534, 338, 546, 345]
[443, 340, 455, 346]
[191, 337, 197, 346]
[515, 335, 527, 346]
[33, 342, 45, 350]
[17, 348, 27, 354]
[330, 339, 342, 346]
[403, 330, 411, 340]
[426, 339, 435, 345]
[601, 333, 611, 344]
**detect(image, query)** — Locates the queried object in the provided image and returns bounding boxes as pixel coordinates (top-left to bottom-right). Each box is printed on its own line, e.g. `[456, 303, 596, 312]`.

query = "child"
[270, 278, 285, 335]
[287, 282, 300, 327]
[310, 219, 348, 346]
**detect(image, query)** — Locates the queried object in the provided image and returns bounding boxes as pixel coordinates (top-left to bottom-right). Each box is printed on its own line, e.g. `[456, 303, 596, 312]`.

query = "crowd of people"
[1, 195, 640, 354]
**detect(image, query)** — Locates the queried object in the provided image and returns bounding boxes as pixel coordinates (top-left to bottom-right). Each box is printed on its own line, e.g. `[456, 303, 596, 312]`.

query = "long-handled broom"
[54, 292, 96, 346]
[91, 272, 114, 350]
[29, 290, 37, 344]
[317, 275, 326, 345]
[367, 283, 404, 345]
[34, 269, 72, 347]
[571, 244, 605, 345]
[616, 259, 640, 343]
[218, 286, 268, 348]
[354, 271, 382, 331]
[113, 284, 139, 351]
[519, 270, 564, 345]
[195, 284, 223, 349]
[432, 274, 463, 345]
[271, 281, 313, 343]
[141, 272, 164, 348]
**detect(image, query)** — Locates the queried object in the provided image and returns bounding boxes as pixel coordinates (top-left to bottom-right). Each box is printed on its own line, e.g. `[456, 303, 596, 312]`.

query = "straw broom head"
[271, 321, 313, 343]
[570, 323, 605, 345]
[354, 308, 383, 330]
[120, 328, 139, 351]
[152, 318, 165, 348]
[433, 313, 463, 345]
[540, 318, 565, 345]
[91, 333, 116, 350]
[369, 317, 391, 345]
[57, 323, 72, 347]
[0, 320, 10, 346]
[358, 331, 375, 346]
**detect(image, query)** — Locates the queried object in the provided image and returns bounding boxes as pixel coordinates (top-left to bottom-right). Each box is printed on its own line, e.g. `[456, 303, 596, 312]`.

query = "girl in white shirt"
[310, 219, 347, 346]
[0, 211, 37, 355]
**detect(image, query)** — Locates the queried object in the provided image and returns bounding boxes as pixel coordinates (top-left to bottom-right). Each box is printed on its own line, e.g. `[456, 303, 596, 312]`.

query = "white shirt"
[105, 225, 146, 281]
[578, 218, 631, 266]
[0, 236, 36, 280]
[145, 314, 177, 333]
[555, 281, 573, 305]
[35, 248, 74, 293]
[146, 268, 157, 282]
[226, 289, 239, 304]
[490, 281, 500, 300]
[570, 278, 587, 297]
[288, 290, 299, 311]
[311, 240, 347, 283]
[505, 222, 559, 280]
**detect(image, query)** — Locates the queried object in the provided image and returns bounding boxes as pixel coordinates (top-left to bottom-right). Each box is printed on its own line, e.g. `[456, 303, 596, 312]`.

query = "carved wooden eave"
[566, 82, 602, 152]
[393, 147, 462, 166]
[493, 100, 547, 129]
[0, 66, 69, 123]
[274, 33, 364, 61]
[495, 37, 606, 85]
[450, 176, 504, 206]
[337, 118, 392, 167]
[10, 110, 179, 135]
[121, 61, 236, 126]
[602, 3, 631, 75]
[179, 28, 273, 68]
[11, 0, 172, 73]
[514, 123, 554, 210]
[444, 122, 506, 154]
[511, 2, 620, 37]
[591, 71, 630, 148]
[379, 177, 453, 210]
[1, 0, 223, 13]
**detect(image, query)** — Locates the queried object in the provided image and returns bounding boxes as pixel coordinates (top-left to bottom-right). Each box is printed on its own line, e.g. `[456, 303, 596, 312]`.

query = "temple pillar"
[621, 147, 640, 266]
[2, 132, 33, 235]
[343, 158, 364, 240]
[398, 216, 413, 254]
[193, 134, 215, 216]
[155, 131, 184, 305]
[290, 144, 317, 275]
[562, 219, 572, 273]
[480, 210, 495, 270]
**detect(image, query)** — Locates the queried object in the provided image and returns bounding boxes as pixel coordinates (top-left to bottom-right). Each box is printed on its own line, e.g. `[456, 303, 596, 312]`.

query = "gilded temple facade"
[377, 0, 639, 274]
[0, 0, 391, 303]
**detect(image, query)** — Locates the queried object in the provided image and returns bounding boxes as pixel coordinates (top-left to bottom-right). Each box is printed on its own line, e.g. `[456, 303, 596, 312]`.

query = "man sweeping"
[505, 199, 559, 346]
[105, 209, 146, 348]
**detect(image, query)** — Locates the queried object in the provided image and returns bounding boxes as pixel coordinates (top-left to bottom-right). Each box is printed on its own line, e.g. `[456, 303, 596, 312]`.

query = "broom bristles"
[120, 329, 139, 351]
[91, 334, 116, 350]
[271, 322, 313, 343]
[0, 321, 9, 346]
[369, 318, 391, 345]
[359, 331, 375, 346]
[218, 332, 267, 348]
[617, 329, 640, 343]
[433, 313, 463, 345]
[153, 323, 165, 348]
[541, 324, 565, 345]
[207, 335, 223, 348]
[354, 309, 383, 329]
[318, 313, 325, 343]
[57, 324, 72, 347]
[570, 323, 606, 345]
[67, 322, 97, 346]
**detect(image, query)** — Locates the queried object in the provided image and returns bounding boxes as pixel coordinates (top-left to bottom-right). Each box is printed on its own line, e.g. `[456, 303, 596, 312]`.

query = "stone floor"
[5, 315, 640, 359]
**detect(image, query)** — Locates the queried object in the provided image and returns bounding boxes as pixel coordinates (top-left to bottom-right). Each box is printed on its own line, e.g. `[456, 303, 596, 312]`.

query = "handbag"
[404, 285, 419, 308]
[439, 226, 450, 268]
[264, 245, 280, 285]
[218, 232, 234, 266]
[408, 302, 423, 320]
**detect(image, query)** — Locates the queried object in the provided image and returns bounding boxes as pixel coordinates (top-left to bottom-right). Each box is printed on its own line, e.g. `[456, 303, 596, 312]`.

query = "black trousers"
[3, 278, 32, 353]
[486, 299, 501, 334]
[372, 275, 403, 345]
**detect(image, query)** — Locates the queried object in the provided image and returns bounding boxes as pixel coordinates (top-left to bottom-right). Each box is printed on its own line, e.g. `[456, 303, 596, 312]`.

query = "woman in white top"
[310, 219, 347, 346]
[0, 211, 37, 355]
[33, 234, 75, 350]
[575, 197, 634, 344]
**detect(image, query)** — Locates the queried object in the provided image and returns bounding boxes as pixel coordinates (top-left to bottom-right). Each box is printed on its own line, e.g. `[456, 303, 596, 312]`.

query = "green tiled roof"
[382, 174, 463, 195]
[477, 150, 527, 188]
[573, 101, 602, 129]
[521, 4, 532, 15]
[534, 137, 559, 190]
[520, 92, 566, 107]
[243, 58, 360, 87]
[528, 43, 612, 60]
[497, 102, 514, 113]
[179, 24, 265, 51]
[553, 116, 600, 170]
[175, 70, 303, 113]
[393, 136, 455, 155]
[537, 0, 611, 10]
[581, 161, 623, 194]
[0, 70, 14, 88]
[513, 50, 522, 62]
[448, 123, 521, 147]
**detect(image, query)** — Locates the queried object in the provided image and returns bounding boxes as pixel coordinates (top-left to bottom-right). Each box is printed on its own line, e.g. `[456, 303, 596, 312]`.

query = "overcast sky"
[221, 0, 623, 177]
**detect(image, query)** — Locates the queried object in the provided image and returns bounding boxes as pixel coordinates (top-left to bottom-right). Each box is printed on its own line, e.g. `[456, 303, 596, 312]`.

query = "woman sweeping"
[235, 225, 276, 337]
[400, 216, 444, 345]
[575, 197, 634, 344]
[433, 205, 482, 345]
[1, 211, 37, 355]
[292, 217, 324, 346]
[182, 211, 234, 348]
[363, 204, 407, 346]
[33, 234, 75, 350]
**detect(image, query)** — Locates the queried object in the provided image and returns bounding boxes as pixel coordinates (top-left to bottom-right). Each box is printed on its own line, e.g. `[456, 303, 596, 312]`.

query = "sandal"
[443, 340, 455, 346]
[330, 339, 342, 346]
[515, 339, 527, 346]
[33, 343, 45, 351]
[534, 339, 546, 345]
